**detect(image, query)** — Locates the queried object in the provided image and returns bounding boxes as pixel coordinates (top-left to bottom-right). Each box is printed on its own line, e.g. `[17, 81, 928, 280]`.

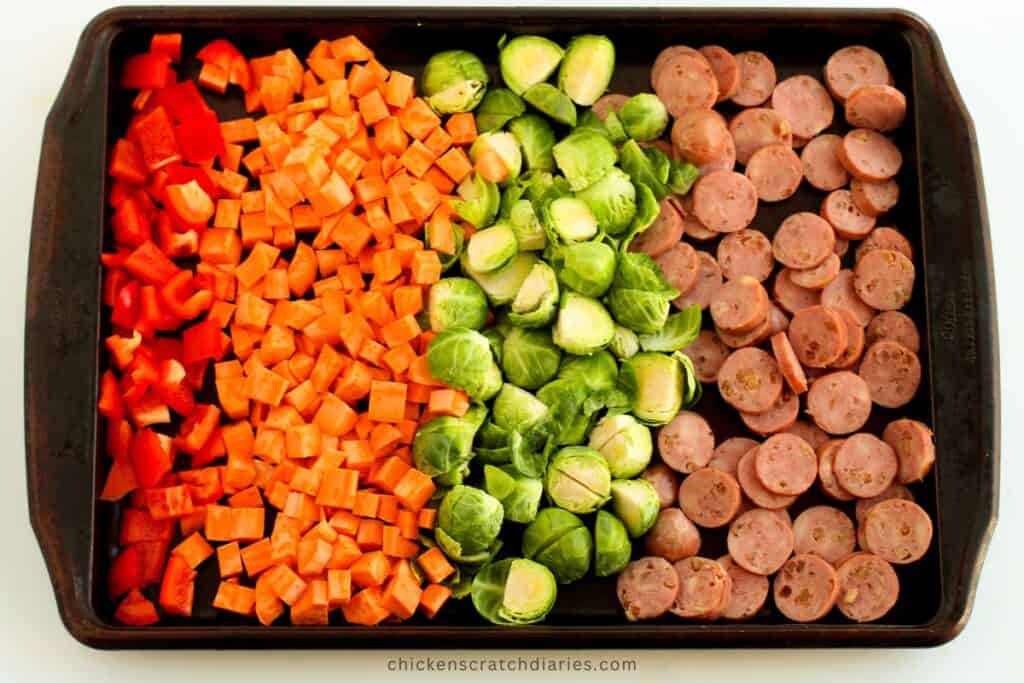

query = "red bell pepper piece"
[121, 52, 174, 90]
[182, 319, 228, 365]
[162, 163, 222, 200]
[102, 268, 129, 308]
[159, 555, 196, 617]
[109, 180, 137, 208]
[177, 404, 221, 454]
[186, 360, 211, 391]
[137, 284, 181, 336]
[122, 241, 179, 286]
[108, 546, 144, 598]
[98, 370, 125, 421]
[105, 330, 142, 369]
[160, 271, 213, 321]
[150, 33, 183, 63]
[115, 589, 160, 626]
[127, 350, 160, 389]
[129, 393, 172, 428]
[110, 279, 140, 330]
[119, 508, 175, 545]
[150, 337, 183, 363]
[190, 426, 225, 468]
[106, 419, 133, 462]
[109, 138, 149, 185]
[155, 358, 196, 416]
[111, 196, 153, 248]
[157, 218, 200, 259]
[129, 106, 182, 172]
[174, 109, 225, 163]
[135, 539, 171, 586]
[131, 428, 174, 488]
[151, 80, 212, 124]
[196, 39, 251, 90]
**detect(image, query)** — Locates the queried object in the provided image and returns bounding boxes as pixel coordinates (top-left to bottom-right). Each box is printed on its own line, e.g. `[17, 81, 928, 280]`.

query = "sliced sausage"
[671, 109, 730, 166]
[676, 194, 719, 241]
[786, 420, 829, 451]
[654, 52, 719, 117]
[833, 433, 899, 498]
[678, 467, 743, 528]
[851, 178, 899, 217]
[856, 227, 913, 262]
[858, 340, 922, 408]
[651, 46, 708, 87]
[617, 557, 680, 621]
[741, 388, 799, 436]
[699, 45, 741, 102]
[671, 557, 732, 620]
[655, 241, 700, 295]
[821, 269, 876, 326]
[861, 499, 933, 564]
[791, 135, 810, 150]
[754, 433, 818, 496]
[692, 170, 759, 233]
[630, 198, 686, 258]
[834, 238, 850, 257]
[855, 483, 914, 524]
[773, 212, 836, 269]
[745, 143, 803, 202]
[773, 268, 822, 314]
[845, 84, 907, 132]
[658, 411, 715, 474]
[854, 248, 915, 311]
[866, 310, 920, 353]
[700, 131, 737, 176]
[643, 463, 681, 509]
[773, 554, 840, 622]
[771, 75, 835, 139]
[717, 555, 770, 620]
[840, 129, 903, 181]
[717, 347, 784, 414]
[801, 134, 850, 192]
[805, 370, 872, 435]
[710, 276, 770, 333]
[716, 317, 771, 350]
[793, 506, 857, 564]
[645, 508, 702, 562]
[727, 507, 795, 575]
[821, 189, 876, 240]
[836, 552, 900, 622]
[709, 437, 759, 476]
[681, 330, 730, 384]
[729, 108, 793, 166]
[592, 93, 628, 121]
[737, 448, 798, 510]
[770, 332, 808, 394]
[818, 439, 856, 502]
[731, 51, 777, 107]
[790, 253, 840, 290]
[824, 45, 892, 103]
[831, 308, 866, 369]
[674, 251, 723, 310]
[717, 229, 774, 282]
[788, 305, 848, 368]
[767, 302, 790, 335]
[883, 418, 936, 484]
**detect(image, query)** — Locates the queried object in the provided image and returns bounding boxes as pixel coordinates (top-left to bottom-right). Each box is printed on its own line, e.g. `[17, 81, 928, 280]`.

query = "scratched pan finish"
[25, 6, 996, 649]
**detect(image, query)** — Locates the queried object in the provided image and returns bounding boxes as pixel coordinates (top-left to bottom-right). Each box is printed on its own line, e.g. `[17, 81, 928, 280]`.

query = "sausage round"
[831, 308, 867, 369]
[692, 171, 759, 233]
[786, 420, 829, 451]
[824, 45, 892, 102]
[821, 269, 876, 326]
[655, 241, 701, 295]
[805, 370, 872, 435]
[845, 84, 907, 132]
[836, 552, 900, 622]
[708, 437, 759, 476]
[741, 388, 799, 436]
[670, 557, 733, 620]
[773, 268, 822, 314]
[717, 229, 774, 282]
[850, 178, 899, 217]
[788, 305, 848, 368]
[671, 109, 730, 166]
[643, 463, 681, 509]
[717, 555, 770, 620]
[793, 505, 857, 564]
[737, 447, 798, 510]
[790, 253, 841, 290]
[834, 238, 850, 257]
[754, 433, 818, 496]
[651, 46, 708, 87]
[856, 227, 913, 262]
[821, 189, 876, 240]
[773, 212, 836, 270]
[865, 311, 920, 353]
[630, 198, 687, 258]
[710, 276, 770, 333]
[731, 51, 777, 107]
[766, 303, 790, 335]
[681, 330, 730, 384]
[678, 467, 743, 528]
[654, 52, 719, 117]
[854, 248, 915, 311]
[658, 411, 715, 474]
[833, 433, 899, 498]
[729, 108, 793, 166]
[699, 45, 741, 102]
[858, 340, 922, 408]
[840, 129, 903, 181]
[645, 508, 702, 561]
[855, 483, 914, 524]
[728, 507, 795, 575]
[745, 143, 803, 202]
[592, 93, 629, 121]
[771, 75, 835, 139]
[617, 557, 680, 621]
[773, 554, 840, 622]
[861, 499, 933, 564]
[717, 347, 785, 414]
[817, 439, 856, 502]
[801, 134, 850, 192]
[716, 317, 772, 351]
[771, 332, 809, 394]
[674, 251, 723, 311]
[676, 194, 720, 241]
[883, 418, 936, 484]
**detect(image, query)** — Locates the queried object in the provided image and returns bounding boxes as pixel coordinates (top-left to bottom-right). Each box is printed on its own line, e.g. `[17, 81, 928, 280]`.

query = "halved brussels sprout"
[428, 277, 488, 332]
[471, 558, 556, 625]
[638, 305, 702, 352]
[609, 478, 660, 537]
[522, 508, 592, 584]
[547, 197, 598, 243]
[413, 405, 488, 477]
[493, 384, 550, 432]
[484, 465, 544, 524]
[575, 167, 637, 236]
[498, 35, 565, 96]
[507, 200, 547, 251]
[557, 350, 619, 392]
[427, 328, 503, 402]
[422, 50, 489, 113]
[501, 327, 562, 391]
[588, 414, 653, 479]
[545, 446, 612, 514]
[557, 35, 616, 106]
[453, 172, 500, 228]
[466, 223, 518, 273]
[522, 83, 578, 127]
[475, 88, 526, 133]
[507, 114, 556, 173]
[557, 240, 617, 297]
[609, 324, 639, 359]
[436, 485, 504, 564]
[462, 251, 538, 306]
[593, 510, 632, 577]
[617, 351, 685, 426]
[619, 93, 669, 141]
[552, 129, 618, 191]
[470, 131, 524, 184]
[508, 262, 559, 328]
[552, 292, 615, 355]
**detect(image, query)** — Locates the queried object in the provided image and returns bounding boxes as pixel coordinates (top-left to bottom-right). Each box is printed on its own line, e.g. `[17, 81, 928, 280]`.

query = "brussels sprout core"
[466, 224, 518, 273]
[609, 478, 660, 537]
[558, 35, 616, 106]
[548, 197, 598, 243]
[552, 292, 615, 355]
[588, 414, 653, 478]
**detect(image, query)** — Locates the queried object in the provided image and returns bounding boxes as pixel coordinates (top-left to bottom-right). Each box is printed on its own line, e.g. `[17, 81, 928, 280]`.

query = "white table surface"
[2, 0, 1017, 679]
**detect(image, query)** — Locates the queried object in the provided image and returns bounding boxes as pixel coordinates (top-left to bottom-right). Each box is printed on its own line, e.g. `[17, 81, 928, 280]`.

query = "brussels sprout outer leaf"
[522, 83, 578, 127]
[475, 88, 527, 132]
[594, 510, 632, 577]
[508, 114, 557, 172]
[556, 241, 617, 297]
[619, 140, 667, 200]
[638, 305, 702, 352]
[552, 129, 618, 191]
[575, 167, 637, 236]
[667, 160, 701, 196]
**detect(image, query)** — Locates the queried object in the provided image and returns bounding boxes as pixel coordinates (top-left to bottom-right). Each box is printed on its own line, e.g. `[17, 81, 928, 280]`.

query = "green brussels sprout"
[619, 139, 668, 200]
[427, 328, 503, 402]
[618, 351, 697, 426]
[453, 172, 500, 228]
[552, 129, 618, 192]
[588, 414, 653, 478]
[469, 131, 523, 184]
[606, 252, 678, 334]
[547, 197, 598, 243]
[522, 508, 592, 584]
[484, 464, 544, 524]
[557, 350, 619, 393]
[473, 419, 517, 465]
[609, 479, 660, 537]
[536, 378, 592, 445]
[425, 213, 465, 272]
[638, 305, 702, 352]
[522, 83, 577, 127]
[593, 510, 632, 577]
[428, 277, 488, 332]
[501, 327, 562, 391]
[498, 35, 565, 95]
[462, 252, 538, 306]
[465, 223, 518, 273]
[667, 159, 700, 196]
[507, 114, 556, 172]
[436, 485, 504, 564]
[422, 50, 489, 113]
[557, 241, 617, 297]
[412, 405, 488, 477]
[507, 200, 547, 251]
[609, 324, 639, 359]
[493, 384, 550, 432]
[475, 88, 526, 133]
[576, 109, 610, 137]
[557, 35, 616, 106]
[435, 464, 470, 488]
[575, 167, 637, 236]
[482, 327, 505, 365]
[603, 111, 629, 144]
[619, 93, 669, 141]
[545, 446, 612, 514]
[552, 292, 615, 355]
[471, 558, 556, 625]
[508, 262, 559, 329]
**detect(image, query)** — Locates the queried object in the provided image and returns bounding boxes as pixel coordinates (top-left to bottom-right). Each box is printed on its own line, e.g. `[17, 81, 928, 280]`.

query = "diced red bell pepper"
[111, 196, 153, 248]
[151, 80, 212, 124]
[195, 39, 251, 90]
[174, 109, 225, 163]
[137, 285, 181, 336]
[129, 106, 182, 172]
[119, 508, 175, 546]
[108, 546, 144, 598]
[160, 270, 213, 321]
[127, 350, 160, 390]
[105, 330, 142, 369]
[122, 241, 179, 286]
[131, 428, 174, 488]
[103, 268, 129, 308]
[159, 555, 196, 617]
[154, 358, 195, 416]
[162, 163, 222, 200]
[157, 219, 200, 259]
[115, 589, 160, 626]
[110, 280, 140, 329]
[182, 319, 228, 365]
[129, 393, 172, 428]
[190, 427, 225, 468]
[98, 370, 125, 421]
[107, 419, 133, 462]
[121, 52, 174, 90]
[177, 403, 221, 454]
[109, 180, 138, 208]
[185, 360, 211, 391]
[109, 138, 149, 185]
[150, 33, 183, 63]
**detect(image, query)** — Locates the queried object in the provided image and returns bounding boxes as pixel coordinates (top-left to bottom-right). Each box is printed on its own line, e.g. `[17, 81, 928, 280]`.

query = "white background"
[1, 0, 1017, 680]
